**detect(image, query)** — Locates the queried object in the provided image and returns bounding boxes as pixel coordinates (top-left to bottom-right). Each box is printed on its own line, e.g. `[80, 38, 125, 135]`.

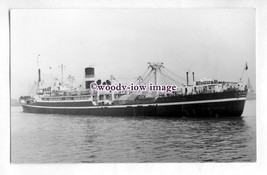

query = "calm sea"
[11, 100, 256, 163]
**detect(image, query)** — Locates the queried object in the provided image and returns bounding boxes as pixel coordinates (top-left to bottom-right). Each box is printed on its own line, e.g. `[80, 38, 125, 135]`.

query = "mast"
[61, 64, 63, 84]
[36, 54, 41, 88]
[154, 69, 157, 85]
[186, 72, 189, 86]
[148, 62, 164, 85]
[59, 64, 66, 85]
[148, 62, 164, 96]
[240, 62, 248, 82]
[110, 75, 115, 101]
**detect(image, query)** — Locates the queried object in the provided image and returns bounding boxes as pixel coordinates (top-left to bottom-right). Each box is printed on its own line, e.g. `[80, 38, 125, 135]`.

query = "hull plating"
[21, 98, 246, 118]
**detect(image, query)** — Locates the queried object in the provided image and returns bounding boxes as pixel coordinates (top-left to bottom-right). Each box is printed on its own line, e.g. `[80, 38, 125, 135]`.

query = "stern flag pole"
[240, 62, 248, 81]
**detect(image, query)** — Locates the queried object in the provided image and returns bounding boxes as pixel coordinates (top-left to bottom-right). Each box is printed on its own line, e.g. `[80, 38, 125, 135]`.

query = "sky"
[10, 9, 255, 98]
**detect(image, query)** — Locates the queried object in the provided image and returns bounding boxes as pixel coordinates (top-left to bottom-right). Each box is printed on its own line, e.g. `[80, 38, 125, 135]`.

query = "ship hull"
[21, 97, 246, 118]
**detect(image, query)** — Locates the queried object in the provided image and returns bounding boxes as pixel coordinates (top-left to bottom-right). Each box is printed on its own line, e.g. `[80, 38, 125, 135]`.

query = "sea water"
[11, 100, 256, 163]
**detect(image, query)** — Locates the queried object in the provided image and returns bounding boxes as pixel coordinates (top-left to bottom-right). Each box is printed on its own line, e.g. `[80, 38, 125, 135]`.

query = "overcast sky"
[11, 9, 255, 98]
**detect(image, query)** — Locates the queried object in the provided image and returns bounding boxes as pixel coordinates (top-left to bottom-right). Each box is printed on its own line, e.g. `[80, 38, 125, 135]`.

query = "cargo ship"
[19, 62, 247, 118]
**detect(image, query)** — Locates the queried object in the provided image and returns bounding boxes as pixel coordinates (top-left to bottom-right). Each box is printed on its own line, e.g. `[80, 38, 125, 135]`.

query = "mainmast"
[147, 62, 164, 85]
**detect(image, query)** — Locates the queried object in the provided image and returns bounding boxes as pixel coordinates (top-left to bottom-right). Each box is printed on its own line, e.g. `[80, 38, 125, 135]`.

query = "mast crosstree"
[147, 62, 164, 85]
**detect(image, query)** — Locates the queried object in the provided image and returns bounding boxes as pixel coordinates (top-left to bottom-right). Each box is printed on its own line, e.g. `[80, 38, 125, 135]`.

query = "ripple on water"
[11, 100, 256, 163]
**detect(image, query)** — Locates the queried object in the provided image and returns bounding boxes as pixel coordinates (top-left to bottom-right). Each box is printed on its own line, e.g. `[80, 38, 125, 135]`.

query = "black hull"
[21, 98, 246, 118]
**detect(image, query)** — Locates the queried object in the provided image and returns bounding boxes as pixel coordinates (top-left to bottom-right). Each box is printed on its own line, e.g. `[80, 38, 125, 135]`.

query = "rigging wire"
[133, 78, 139, 85]
[161, 68, 184, 85]
[163, 67, 186, 82]
[28, 81, 38, 96]
[142, 70, 153, 84]
[143, 68, 152, 79]
[141, 67, 150, 79]
[145, 72, 155, 84]
[160, 71, 184, 86]
[159, 69, 170, 85]
[116, 77, 138, 80]
[159, 70, 165, 85]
